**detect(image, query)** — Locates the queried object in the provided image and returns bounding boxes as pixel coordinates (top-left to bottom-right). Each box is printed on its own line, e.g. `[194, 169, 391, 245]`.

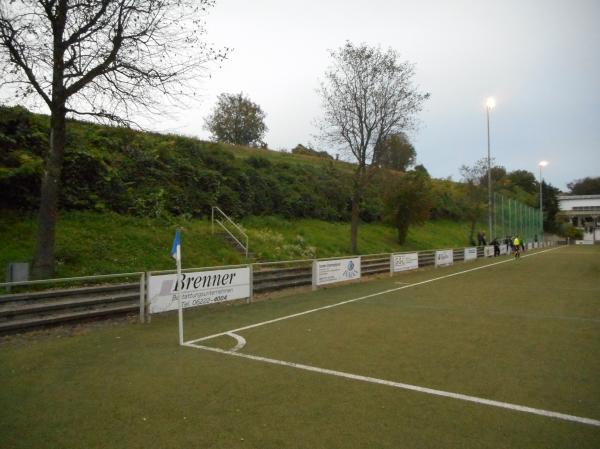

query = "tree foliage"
[383, 170, 433, 244]
[567, 177, 600, 195]
[317, 41, 429, 252]
[459, 161, 490, 244]
[541, 181, 560, 232]
[291, 144, 332, 159]
[204, 93, 268, 147]
[0, 0, 226, 277]
[376, 132, 416, 171]
[505, 170, 537, 195]
[0, 106, 359, 221]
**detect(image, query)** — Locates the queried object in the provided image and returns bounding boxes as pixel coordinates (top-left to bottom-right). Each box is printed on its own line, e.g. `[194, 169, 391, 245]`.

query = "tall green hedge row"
[0, 106, 381, 221]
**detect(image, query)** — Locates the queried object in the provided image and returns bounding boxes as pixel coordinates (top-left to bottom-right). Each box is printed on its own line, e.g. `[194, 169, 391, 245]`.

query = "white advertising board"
[464, 247, 477, 261]
[435, 250, 453, 267]
[315, 258, 361, 286]
[527, 242, 533, 250]
[500, 244, 508, 255]
[392, 253, 419, 272]
[149, 267, 250, 314]
[484, 246, 494, 257]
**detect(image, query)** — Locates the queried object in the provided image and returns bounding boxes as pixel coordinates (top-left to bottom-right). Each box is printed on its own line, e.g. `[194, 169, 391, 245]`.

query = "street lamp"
[485, 97, 496, 242]
[539, 160, 548, 240]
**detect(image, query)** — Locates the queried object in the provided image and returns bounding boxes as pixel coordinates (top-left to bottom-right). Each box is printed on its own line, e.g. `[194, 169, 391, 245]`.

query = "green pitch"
[1, 245, 599, 448]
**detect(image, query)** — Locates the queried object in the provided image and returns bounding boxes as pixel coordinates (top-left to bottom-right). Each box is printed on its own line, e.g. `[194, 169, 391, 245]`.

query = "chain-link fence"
[492, 193, 542, 244]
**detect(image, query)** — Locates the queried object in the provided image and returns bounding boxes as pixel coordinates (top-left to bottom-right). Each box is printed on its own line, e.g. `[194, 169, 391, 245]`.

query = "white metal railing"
[211, 206, 249, 258]
[0, 272, 147, 323]
[0, 241, 560, 327]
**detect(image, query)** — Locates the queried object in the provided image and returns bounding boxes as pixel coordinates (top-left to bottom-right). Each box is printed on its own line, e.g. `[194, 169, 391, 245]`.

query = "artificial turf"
[1, 245, 599, 448]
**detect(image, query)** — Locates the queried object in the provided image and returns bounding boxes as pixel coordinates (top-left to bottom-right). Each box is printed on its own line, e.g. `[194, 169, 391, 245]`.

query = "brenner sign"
[149, 267, 250, 314]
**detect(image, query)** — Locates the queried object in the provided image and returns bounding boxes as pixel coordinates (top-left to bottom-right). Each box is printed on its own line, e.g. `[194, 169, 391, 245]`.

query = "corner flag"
[170, 229, 181, 262]
[170, 228, 184, 345]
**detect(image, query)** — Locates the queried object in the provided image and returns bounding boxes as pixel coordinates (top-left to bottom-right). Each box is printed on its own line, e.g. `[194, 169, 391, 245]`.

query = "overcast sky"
[149, 0, 598, 190]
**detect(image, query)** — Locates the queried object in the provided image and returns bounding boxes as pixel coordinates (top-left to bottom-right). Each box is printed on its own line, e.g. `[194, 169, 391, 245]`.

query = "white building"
[557, 194, 600, 243]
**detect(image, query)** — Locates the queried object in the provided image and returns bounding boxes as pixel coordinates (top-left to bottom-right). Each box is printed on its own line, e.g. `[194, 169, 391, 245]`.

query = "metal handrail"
[0, 271, 144, 289]
[212, 206, 249, 258]
[215, 219, 247, 255]
[148, 263, 250, 276]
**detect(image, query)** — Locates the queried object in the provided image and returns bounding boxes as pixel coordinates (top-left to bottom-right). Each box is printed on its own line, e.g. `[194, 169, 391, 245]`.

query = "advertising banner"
[391, 253, 419, 272]
[315, 258, 361, 286]
[464, 247, 477, 261]
[484, 246, 494, 257]
[149, 267, 251, 314]
[500, 244, 508, 255]
[435, 250, 453, 267]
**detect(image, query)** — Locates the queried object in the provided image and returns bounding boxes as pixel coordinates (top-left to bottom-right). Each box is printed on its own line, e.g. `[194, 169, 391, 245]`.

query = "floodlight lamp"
[485, 97, 496, 109]
[539, 160, 549, 167]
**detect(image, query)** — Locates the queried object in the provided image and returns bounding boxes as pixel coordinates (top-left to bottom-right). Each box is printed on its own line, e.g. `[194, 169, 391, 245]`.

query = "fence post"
[389, 254, 394, 277]
[248, 264, 253, 303]
[139, 272, 145, 324]
[312, 260, 317, 291]
[145, 272, 152, 323]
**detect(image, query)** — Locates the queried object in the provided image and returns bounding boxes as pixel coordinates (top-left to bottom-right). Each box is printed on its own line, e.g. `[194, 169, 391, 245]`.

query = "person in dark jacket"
[492, 238, 500, 257]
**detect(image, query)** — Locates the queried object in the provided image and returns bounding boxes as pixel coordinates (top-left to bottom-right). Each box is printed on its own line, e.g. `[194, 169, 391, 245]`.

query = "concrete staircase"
[220, 232, 256, 260]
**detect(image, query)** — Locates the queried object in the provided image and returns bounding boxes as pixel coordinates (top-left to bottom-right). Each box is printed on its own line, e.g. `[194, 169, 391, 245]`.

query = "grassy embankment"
[0, 211, 472, 278]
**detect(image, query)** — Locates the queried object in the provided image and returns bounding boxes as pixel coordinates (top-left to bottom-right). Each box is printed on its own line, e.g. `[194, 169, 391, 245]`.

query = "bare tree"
[317, 41, 429, 253]
[0, 0, 228, 277]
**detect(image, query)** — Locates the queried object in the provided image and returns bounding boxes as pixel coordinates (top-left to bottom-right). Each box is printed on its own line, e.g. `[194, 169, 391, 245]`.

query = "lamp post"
[539, 160, 548, 240]
[485, 97, 496, 242]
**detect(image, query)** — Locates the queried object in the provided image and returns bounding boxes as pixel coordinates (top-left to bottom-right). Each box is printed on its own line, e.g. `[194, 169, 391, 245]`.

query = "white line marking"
[187, 247, 563, 345]
[226, 332, 246, 352]
[183, 341, 600, 427]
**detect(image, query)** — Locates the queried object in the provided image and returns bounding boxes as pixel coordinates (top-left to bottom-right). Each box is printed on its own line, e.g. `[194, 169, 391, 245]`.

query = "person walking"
[513, 235, 521, 259]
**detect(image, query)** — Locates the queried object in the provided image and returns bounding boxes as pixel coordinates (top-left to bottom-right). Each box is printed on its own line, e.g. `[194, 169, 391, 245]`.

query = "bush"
[560, 224, 583, 240]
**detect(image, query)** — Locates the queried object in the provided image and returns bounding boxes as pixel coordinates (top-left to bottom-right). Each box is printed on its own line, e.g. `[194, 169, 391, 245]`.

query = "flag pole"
[171, 228, 184, 346]
[177, 250, 183, 346]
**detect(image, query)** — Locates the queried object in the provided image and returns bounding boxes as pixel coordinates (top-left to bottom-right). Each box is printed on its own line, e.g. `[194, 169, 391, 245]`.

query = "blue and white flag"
[170, 229, 181, 262]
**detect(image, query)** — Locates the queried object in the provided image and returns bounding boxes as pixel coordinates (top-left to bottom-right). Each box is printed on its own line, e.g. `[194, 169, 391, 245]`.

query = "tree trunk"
[350, 196, 360, 254]
[469, 220, 476, 245]
[32, 106, 67, 279]
[350, 168, 366, 254]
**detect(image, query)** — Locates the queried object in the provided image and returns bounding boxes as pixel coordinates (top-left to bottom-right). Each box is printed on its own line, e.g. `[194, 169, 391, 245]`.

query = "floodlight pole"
[538, 162, 546, 241]
[486, 103, 493, 242]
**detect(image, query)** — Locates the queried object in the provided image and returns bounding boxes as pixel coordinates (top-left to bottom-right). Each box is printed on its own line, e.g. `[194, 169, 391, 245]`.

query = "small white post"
[312, 260, 317, 291]
[389, 254, 394, 277]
